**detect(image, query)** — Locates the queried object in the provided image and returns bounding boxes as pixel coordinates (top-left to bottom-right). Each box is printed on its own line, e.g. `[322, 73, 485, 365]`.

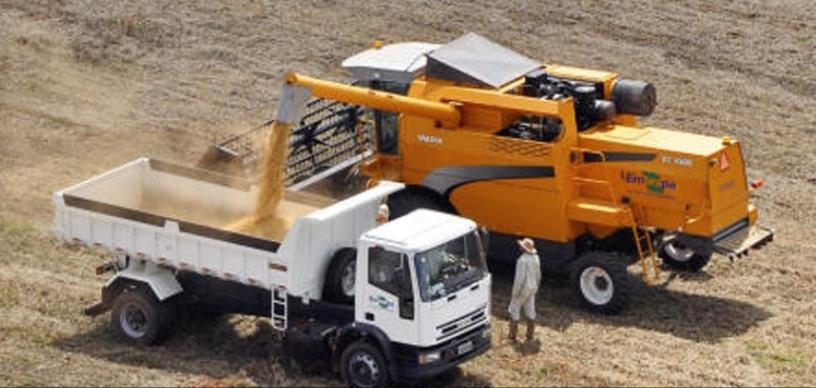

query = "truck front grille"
[436, 305, 487, 341]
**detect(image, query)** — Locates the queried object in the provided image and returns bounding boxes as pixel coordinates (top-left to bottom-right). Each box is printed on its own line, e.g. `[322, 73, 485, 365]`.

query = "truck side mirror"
[396, 258, 415, 320]
[394, 267, 410, 298]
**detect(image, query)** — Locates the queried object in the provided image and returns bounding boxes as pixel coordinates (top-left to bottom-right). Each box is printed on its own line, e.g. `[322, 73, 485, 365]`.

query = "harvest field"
[1, 1, 814, 386]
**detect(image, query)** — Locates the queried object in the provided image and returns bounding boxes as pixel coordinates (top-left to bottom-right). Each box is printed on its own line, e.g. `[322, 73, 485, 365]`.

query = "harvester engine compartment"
[498, 116, 563, 142]
[522, 69, 655, 131]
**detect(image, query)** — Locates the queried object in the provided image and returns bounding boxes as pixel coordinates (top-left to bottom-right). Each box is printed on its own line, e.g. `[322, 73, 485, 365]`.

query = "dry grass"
[1, 0, 815, 386]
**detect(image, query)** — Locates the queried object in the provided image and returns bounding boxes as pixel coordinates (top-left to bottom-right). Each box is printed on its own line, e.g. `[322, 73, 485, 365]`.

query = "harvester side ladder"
[628, 205, 660, 284]
[573, 148, 660, 284]
[271, 285, 288, 331]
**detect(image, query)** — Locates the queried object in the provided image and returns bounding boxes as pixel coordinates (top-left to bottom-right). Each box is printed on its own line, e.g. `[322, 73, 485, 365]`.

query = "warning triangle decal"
[720, 152, 731, 171]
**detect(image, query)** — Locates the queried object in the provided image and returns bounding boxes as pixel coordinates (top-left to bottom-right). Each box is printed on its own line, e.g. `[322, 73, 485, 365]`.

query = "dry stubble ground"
[1, 1, 815, 386]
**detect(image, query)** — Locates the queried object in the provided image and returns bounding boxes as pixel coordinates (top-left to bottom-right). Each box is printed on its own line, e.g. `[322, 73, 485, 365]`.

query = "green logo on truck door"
[368, 295, 395, 312]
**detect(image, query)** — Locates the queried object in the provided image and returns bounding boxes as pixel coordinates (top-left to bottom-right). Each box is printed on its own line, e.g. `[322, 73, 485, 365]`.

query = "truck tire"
[111, 288, 175, 345]
[324, 248, 357, 304]
[340, 340, 390, 388]
[658, 239, 712, 272]
[570, 252, 632, 314]
[387, 187, 453, 219]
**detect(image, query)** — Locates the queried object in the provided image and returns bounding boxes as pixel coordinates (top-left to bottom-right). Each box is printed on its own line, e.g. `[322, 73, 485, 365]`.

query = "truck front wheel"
[340, 340, 390, 388]
[570, 252, 632, 314]
[324, 248, 357, 304]
[111, 288, 175, 345]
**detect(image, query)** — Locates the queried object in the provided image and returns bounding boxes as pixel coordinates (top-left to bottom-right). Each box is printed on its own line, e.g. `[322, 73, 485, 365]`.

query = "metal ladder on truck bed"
[271, 285, 288, 331]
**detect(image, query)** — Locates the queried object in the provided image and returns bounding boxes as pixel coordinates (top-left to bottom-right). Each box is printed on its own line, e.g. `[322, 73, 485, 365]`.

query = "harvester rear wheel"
[658, 238, 712, 272]
[570, 251, 632, 315]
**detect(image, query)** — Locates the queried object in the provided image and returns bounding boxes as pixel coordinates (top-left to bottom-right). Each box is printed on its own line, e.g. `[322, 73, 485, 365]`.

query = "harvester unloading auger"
[264, 33, 773, 314]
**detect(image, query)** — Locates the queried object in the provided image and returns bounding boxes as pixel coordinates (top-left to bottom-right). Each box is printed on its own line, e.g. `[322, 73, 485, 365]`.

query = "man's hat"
[518, 238, 537, 254]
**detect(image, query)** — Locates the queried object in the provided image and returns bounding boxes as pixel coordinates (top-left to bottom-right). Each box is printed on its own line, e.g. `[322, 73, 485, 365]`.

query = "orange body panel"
[286, 66, 758, 245]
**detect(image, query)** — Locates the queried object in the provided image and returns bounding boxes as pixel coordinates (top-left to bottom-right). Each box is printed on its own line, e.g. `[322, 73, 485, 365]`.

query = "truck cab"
[346, 209, 492, 384]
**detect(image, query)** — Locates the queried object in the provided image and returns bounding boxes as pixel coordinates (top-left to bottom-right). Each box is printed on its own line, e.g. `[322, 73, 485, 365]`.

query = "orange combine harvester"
[272, 33, 773, 313]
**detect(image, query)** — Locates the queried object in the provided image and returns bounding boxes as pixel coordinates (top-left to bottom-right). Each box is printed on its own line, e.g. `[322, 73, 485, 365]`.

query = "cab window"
[369, 81, 409, 155]
[368, 246, 410, 296]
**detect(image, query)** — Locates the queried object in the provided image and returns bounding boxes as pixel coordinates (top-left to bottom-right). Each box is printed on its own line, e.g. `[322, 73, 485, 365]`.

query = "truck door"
[369, 81, 409, 155]
[357, 245, 417, 344]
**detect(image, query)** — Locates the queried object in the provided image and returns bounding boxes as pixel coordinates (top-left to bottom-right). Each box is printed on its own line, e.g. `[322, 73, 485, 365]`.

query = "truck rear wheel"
[111, 288, 175, 345]
[340, 340, 390, 388]
[570, 252, 632, 314]
[658, 238, 712, 272]
[324, 248, 357, 304]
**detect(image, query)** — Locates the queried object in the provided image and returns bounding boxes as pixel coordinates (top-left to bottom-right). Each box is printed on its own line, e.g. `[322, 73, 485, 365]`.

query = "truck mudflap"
[390, 323, 491, 382]
[712, 223, 774, 260]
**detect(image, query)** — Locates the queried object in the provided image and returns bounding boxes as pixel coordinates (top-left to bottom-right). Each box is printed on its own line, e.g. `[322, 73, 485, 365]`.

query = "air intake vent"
[489, 138, 551, 158]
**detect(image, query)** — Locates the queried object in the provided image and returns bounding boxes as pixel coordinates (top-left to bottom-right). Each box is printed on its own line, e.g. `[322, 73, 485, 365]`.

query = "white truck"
[53, 157, 492, 387]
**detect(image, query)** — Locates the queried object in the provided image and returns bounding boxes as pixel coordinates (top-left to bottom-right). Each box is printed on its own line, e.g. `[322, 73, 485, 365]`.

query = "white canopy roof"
[342, 42, 441, 83]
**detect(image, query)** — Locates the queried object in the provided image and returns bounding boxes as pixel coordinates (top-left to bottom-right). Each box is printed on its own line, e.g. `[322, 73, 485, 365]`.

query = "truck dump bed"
[53, 158, 402, 299]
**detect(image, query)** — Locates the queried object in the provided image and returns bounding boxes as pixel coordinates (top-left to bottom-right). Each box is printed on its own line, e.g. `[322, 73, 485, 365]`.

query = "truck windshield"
[414, 231, 487, 302]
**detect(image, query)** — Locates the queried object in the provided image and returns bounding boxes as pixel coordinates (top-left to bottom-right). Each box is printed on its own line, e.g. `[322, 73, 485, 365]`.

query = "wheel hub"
[120, 302, 148, 338]
[593, 276, 609, 291]
[349, 351, 379, 387]
[664, 241, 695, 262]
[579, 266, 614, 305]
[341, 262, 356, 297]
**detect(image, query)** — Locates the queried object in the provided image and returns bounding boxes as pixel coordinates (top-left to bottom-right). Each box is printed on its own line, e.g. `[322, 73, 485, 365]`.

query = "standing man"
[508, 237, 542, 342]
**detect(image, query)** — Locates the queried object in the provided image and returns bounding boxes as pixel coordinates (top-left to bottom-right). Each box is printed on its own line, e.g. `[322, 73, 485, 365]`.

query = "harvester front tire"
[111, 287, 175, 345]
[570, 252, 632, 315]
[386, 188, 454, 219]
[658, 238, 712, 272]
[324, 248, 357, 304]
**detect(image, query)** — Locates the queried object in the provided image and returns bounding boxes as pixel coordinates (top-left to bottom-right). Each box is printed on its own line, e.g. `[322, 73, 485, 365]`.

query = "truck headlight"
[418, 351, 441, 364]
[482, 327, 492, 339]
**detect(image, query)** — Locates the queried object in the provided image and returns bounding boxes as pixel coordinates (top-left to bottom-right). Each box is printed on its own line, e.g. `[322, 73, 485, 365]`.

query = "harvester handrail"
[572, 148, 620, 208]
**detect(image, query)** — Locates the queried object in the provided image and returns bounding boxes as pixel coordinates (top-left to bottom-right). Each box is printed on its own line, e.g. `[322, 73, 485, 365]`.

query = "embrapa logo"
[621, 171, 677, 194]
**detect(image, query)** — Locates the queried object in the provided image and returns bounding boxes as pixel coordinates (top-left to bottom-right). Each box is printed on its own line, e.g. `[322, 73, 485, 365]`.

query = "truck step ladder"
[271, 285, 288, 331]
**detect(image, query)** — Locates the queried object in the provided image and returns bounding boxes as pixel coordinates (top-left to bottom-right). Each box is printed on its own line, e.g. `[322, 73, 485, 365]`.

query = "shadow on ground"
[53, 316, 321, 386]
[488, 262, 772, 344]
[53, 313, 491, 387]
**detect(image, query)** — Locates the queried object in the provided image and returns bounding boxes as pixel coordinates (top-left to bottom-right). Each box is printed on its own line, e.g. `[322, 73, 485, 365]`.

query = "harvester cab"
[342, 41, 440, 157]
[275, 32, 773, 314]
